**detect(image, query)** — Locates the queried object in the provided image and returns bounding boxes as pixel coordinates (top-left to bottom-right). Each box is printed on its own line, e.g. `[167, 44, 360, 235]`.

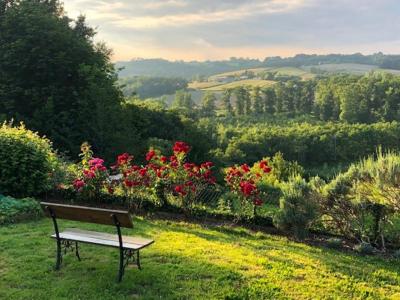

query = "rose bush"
[224, 159, 272, 217]
[72, 141, 216, 213]
[72, 143, 111, 199]
[115, 141, 216, 213]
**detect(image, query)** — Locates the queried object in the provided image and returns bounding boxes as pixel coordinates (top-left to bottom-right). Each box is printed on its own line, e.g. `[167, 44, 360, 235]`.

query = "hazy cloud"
[63, 0, 400, 61]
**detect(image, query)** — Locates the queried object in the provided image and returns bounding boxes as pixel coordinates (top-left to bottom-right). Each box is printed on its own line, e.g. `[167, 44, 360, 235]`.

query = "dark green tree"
[262, 87, 276, 114]
[251, 86, 263, 114]
[0, 0, 128, 157]
[233, 87, 245, 116]
[243, 88, 252, 115]
[221, 89, 233, 116]
[200, 92, 216, 117]
[172, 90, 194, 111]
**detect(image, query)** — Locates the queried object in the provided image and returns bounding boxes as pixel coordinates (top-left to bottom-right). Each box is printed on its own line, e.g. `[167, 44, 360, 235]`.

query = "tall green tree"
[221, 89, 233, 116]
[200, 92, 216, 117]
[262, 87, 276, 114]
[233, 87, 245, 116]
[315, 80, 340, 121]
[251, 86, 263, 114]
[243, 88, 252, 115]
[0, 0, 127, 157]
[172, 90, 194, 111]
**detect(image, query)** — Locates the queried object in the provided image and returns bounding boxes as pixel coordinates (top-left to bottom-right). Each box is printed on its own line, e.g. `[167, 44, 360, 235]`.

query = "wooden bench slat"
[41, 202, 133, 228]
[64, 228, 153, 246]
[51, 229, 154, 250]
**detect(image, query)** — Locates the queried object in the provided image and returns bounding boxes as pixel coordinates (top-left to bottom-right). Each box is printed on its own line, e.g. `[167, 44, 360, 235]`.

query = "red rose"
[117, 153, 133, 165]
[241, 164, 250, 173]
[201, 161, 214, 169]
[173, 141, 190, 154]
[107, 186, 114, 194]
[73, 179, 85, 190]
[160, 156, 168, 163]
[83, 169, 96, 179]
[240, 181, 256, 196]
[146, 150, 156, 161]
[263, 166, 272, 173]
[89, 157, 104, 167]
[124, 179, 133, 187]
[253, 198, 263, 206]
[139, 168, 147, 176]
[174, 185, 187, 196]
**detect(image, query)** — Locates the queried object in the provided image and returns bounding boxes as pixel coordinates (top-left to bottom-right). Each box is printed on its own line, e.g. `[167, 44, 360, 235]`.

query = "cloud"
[111, 0, 312, 29]
[65, 0, 312, 28]
[62, 0, 400, 61]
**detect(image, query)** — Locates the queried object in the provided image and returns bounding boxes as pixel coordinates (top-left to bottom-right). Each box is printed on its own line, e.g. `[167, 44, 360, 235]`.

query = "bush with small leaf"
[274, 176, 318, 238]
[0, 122, 58, 197]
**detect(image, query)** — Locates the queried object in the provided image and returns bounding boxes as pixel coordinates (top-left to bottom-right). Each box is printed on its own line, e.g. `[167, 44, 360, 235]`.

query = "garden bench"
[40, 202, 154, 282]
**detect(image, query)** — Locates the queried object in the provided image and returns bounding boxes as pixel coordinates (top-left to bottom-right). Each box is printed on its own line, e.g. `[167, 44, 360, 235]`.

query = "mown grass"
[208, 68, 268, 80]
[188, 81, 223, 90]
[1, 218, 399, 299]
[203, 79, 276, 91]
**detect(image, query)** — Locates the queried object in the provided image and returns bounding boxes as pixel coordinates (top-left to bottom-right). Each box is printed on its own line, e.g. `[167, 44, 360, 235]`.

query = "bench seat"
[51, 228, 154, 250]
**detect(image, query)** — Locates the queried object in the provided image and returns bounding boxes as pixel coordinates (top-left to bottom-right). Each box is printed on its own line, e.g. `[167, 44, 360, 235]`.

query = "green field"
[1, 218, 400, 299]
[190, 67, 315, 92]
[302, 63, 400, 75]
[202, 79, 276, 91]
[190, 64, 400, 93]
[188, 81, 223, 90]
[208, 67, 268, 81]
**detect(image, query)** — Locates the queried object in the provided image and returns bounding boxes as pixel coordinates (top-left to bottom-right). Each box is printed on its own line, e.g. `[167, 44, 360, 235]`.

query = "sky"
[63, 0, 400, 62]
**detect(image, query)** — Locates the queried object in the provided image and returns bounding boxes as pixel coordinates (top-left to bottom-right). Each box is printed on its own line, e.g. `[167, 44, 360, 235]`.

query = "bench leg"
[137, 251, 141, 270]
[75, 242, 81, 261]
[117, 248, 124, 282]
[55, 240, 62, 270]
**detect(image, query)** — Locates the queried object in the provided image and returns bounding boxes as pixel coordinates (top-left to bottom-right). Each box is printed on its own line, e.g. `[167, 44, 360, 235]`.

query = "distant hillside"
[264, 53, 400, 69]
[301, 63, 400, 75]
[116, 53, 400, 79]
[116, 58, 263, 79]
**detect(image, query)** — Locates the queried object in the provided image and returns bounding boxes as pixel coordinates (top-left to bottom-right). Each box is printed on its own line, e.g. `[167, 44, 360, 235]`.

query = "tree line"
[172, 72, 400, 124]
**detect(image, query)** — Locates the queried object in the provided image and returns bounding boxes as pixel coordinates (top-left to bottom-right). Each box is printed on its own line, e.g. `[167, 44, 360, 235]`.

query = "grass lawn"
[1, 218, 399, 300]
[188, 81, 223, 90]
[203, 79, 276, 91]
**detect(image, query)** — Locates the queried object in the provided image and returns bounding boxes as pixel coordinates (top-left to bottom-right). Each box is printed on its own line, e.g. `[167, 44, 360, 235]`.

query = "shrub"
[71, 141, 217, 213]
[354, 242, 376, 255]
[274, 176, 318, 238]
[0, 122, 57, 197]
[319, 149, 400, 248]
[0, 194, 42, 224]
[115, 142, 216, 213]
[72, 143, 111, 201]
[224, 159, 272, 218]
[326, 237, 343, 249]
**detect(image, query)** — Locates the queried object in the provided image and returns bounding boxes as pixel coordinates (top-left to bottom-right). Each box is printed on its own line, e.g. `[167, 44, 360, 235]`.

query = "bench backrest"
[40, 202, 133, 228]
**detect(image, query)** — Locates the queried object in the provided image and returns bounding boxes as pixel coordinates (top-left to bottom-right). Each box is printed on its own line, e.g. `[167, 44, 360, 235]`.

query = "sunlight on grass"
[0, 218, 399, 299]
